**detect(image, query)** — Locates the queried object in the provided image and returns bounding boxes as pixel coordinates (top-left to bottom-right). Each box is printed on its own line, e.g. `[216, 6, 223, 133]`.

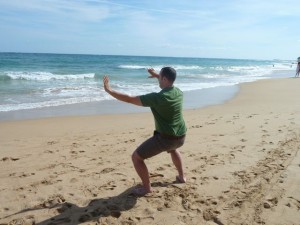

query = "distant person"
[103, 67, 187, 196]
[296, 61, 300, 78]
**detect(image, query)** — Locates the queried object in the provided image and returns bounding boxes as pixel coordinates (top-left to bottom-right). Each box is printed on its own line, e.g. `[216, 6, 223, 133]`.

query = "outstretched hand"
[147, 68, 159, 79]
[103, 75, 111, 93]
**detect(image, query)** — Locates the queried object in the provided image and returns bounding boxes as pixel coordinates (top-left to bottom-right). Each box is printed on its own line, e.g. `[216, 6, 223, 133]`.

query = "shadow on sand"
[4, 187, 138, 225]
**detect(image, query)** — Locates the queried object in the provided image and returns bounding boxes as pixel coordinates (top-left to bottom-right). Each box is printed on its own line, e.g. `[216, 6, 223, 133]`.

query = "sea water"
[0, 53, 295, 116]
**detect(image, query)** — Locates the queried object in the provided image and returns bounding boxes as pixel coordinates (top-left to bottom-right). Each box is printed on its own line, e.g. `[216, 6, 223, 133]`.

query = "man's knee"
[132, 150, 144, 162]
[169, 149, 178, 155]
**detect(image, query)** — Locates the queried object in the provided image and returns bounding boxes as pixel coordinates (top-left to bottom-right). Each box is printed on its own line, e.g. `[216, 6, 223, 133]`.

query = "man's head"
[158, 67, 176, 89]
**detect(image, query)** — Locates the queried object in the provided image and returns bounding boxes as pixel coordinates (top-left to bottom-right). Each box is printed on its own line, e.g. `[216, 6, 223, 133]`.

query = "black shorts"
[136, 131, 185, 159]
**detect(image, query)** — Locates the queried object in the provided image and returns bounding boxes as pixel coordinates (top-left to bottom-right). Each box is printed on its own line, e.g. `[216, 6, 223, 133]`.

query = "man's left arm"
[103, 76, 142, 106]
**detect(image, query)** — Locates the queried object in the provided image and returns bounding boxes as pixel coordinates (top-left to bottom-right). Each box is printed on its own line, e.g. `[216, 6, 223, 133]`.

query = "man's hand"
[102, 75, 142, 106]
[147, 68, 159, 79]
[103, 75, 111, 93]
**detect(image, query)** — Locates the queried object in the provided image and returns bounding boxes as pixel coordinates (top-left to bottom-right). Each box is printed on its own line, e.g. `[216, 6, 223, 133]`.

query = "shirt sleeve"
[139, 92, 158, 107]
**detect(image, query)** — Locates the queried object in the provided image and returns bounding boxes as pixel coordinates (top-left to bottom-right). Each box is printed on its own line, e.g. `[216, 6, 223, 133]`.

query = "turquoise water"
[0, 53, 295, 112]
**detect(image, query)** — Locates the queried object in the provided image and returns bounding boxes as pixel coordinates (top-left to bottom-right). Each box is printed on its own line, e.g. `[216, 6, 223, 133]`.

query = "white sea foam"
[118, 65, 147, 69]
[0, 94, 111, 112]
[42, 86, 100, 98]
[177, 82, 232, 91]
[0, 71, 272, 112]
[118, 65, 205, 70]
[3, 71, 95, 81]
[118, 64, 293, 78]
[211, 65, 274, 77]
[201, 74, 229, 79]
[174, 65, 205, 70]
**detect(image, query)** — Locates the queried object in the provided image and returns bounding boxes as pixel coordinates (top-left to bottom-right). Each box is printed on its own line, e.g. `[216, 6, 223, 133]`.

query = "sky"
[0, 0, 299, 60]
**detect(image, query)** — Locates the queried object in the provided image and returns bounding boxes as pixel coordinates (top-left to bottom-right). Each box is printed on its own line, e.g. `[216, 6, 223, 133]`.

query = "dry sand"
[0, 78, 300, 225]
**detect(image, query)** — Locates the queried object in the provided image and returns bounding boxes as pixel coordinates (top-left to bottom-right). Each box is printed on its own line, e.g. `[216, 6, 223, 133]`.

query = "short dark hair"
[160, 67, 176, 82]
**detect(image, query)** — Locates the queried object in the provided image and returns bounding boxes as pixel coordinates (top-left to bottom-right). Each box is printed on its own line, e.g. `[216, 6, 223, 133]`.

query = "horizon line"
[0, 51, 289, 61]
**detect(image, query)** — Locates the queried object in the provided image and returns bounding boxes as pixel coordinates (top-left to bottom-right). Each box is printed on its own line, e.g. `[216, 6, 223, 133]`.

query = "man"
[295, 61, 300, 78]
[103, 67, 187, 196]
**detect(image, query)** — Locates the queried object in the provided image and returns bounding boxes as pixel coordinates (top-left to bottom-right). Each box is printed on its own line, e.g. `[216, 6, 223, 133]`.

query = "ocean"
[0, 53, 296, 118]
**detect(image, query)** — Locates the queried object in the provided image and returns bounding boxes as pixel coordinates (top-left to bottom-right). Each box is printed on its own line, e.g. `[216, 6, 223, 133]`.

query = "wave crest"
[0, 72, 95, 81]
[118, 65, 205, 70]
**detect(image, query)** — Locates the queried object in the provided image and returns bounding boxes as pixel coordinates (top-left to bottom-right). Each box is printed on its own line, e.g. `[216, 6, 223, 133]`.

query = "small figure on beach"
[103, 67, 187, 196]
[295, 57, 300, 77]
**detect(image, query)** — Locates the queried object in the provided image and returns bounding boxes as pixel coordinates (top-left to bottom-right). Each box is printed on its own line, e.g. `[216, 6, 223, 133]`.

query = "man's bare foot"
[175, 175, 186, 183]
[132, 186, 152, 197]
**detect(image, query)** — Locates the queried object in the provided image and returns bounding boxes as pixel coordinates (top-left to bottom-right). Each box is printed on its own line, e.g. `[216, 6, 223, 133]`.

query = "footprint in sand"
[57, 203, 73, 213]
[190, 177, 197, 183]
[70, 178, 78, 183]
[100, 168, 115, 174]
[263, 197, 278, 209]
[8, 215, 35, 225]
[71, 142, 79, 148]
[16, 172, 35, 178]
[156, 166, 165, 171]
[44, 150, 54, 153]
[191, 125, 203, 128]
[203, 210, 223, 224]
[149, 173, 164, 178]
[286, 197, 300, 209]
[1, 157, 20, 162]
[47, 141, 58, 145]
[232, 145, 245, 151]
[124, 139, 136, 143]
[99, 181, 117, 190]
[39, 194, 66, 208]
[229, 152, 236, 158]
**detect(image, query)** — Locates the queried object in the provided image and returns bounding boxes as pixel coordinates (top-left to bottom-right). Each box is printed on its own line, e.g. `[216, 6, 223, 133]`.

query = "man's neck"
[162, 84, 173, 90]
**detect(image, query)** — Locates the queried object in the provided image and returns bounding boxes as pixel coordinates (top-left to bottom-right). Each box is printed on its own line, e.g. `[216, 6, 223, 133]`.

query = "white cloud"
[0, 0, 110, 22]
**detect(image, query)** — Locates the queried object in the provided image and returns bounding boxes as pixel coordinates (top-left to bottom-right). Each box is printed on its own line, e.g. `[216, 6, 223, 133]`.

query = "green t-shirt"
[140, 86, 187, 136]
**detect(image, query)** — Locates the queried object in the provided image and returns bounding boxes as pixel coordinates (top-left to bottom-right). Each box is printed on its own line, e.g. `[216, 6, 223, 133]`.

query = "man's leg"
[132, 151, 152, 193]
[170, 149, 186, 183]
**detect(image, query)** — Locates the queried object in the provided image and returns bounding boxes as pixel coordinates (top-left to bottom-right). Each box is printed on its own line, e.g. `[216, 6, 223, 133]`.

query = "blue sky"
[0, 0, 299, 60]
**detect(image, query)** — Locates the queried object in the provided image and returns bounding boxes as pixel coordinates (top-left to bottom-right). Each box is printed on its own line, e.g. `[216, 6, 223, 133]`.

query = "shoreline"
[0, 84, 240, 122]
[0, 69, 294, 122]
[1, 77, 300, 224]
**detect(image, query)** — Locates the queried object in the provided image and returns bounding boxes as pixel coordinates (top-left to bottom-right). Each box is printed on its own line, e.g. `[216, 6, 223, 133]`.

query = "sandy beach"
[1, 78, 300, 225]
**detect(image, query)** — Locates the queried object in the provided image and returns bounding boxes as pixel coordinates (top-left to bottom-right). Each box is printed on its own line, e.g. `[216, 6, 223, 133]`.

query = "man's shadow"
[5, 187, 138, 225]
